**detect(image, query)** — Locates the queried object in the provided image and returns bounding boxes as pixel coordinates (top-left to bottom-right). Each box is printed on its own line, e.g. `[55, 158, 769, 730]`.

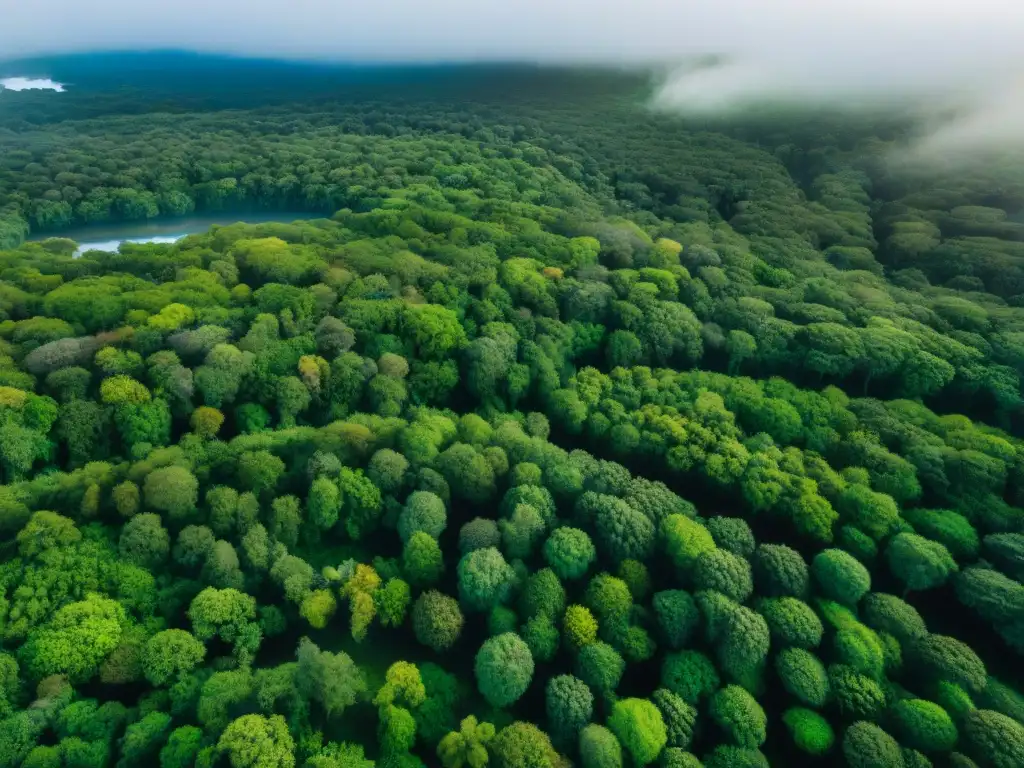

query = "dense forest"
[0, 55, 1021, 768]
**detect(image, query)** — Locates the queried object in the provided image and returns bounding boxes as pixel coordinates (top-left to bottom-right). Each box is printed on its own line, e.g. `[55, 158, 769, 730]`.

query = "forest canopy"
[0, 57, 1021, 768]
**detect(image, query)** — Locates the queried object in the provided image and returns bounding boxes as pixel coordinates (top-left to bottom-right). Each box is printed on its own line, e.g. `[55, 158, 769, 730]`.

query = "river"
[31, 212, 319, 257]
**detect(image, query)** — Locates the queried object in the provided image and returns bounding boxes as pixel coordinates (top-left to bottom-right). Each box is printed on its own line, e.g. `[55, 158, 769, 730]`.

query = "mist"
[4, 1, 1024, 156]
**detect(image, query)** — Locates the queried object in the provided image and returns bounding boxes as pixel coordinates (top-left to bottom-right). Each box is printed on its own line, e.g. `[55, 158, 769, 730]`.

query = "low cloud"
[3, 1, 1024, 156]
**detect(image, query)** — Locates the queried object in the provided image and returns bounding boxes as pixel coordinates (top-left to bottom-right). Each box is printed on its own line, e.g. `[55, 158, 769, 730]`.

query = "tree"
[886, 533, 958, 592]
[437, 443, 496, 503]
[662, 650, 720, 705]
[661, 514, 716, 573]
[544, 527, 596, 581]
[842, 722, 903, 768]
[891, 699, 958, 753]
[862, 593, 928, 642]
[752, 543, 809, 598]
[188, 587, 257, 646]
[398, 491, 447, 543]
[307, 477, 341, 531]
[902, 507, 979, 561]
[652, 590, 699, 651]
[575, 642, 625, 696]
[458, 548, 514, 612]
[546, 674, 593, 747]
[295, 637, 366, 718]
[190, 406, 224, 439]
[143, 466, 199, 521]
[404, 532, 445, 588]
[782, 708, 834, 756]
[758, 596, 820, 648]
[717, 605, 770, 687]
[962, 709, 1024, 768]
[500, 503, 545, 560]
[174, 525, 216, 570]
[237, 450, 285, 495]
[909, 634, 988, 695]
[652, 688, 697, 750]
[19, 594, 125, 683]
[160, 726, 204, 768]
[376, 579, 411, 629]
[812, 549, 871, 606]
[217, 714, 295, 768]
[829, 664, 886, 719]
[833, 623, 885, 679]
[412, 591, 464, 652]
[607, 698, 667, 766]
[119, 711, 172, 768]
[474, 633, 533, 708]
[955, 567, 1024, 628]
[142, 630, 206, 687]
[375, 661, 426, 710]
[16, 510, 80, 559]
[594, 494, 655, 563]
[523, 614, 559, 662]
[709, 685, 767, 749]
[438, 716, 495, 768]
[119, 512, 170, 568]
[693, 549, 753, 603]
[490, 722, 560, 768]
[519, 569, 566, 621]
[775, 648, 829, 708]
[579, 724, 622, 768]
[459, 518, 501, 555]
[564, 604, 599, 651]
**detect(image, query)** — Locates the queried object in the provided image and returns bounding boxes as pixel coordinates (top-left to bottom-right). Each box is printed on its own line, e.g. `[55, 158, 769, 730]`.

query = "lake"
[31, 212, 319, 257]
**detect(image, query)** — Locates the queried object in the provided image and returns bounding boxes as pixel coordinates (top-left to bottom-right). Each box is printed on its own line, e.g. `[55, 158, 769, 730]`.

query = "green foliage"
[563, 604, 599, 651]
[892, 699, 959, 753]
[546, 674, 593, 746]
[758, 597, 823, 649]
[653, 590, 700, 650]
[608, 698, 668, 766]
[438, 716, 494, 768]
[829, 664, 887, 720]
[579, 724, 623, 768]
[775, 648, 830, 708]
[403, 531, 445, 588]
[661, 514, 716, 573]
[709, 685, 767, 749]
[886, 533, 959, 592]
[544, 527, 596, 581]
[812, 549, 871, 606]
[652, 688, 697, 750]
[217, 714, 295, 768]
[842, 721, 903, 768]
[474, 633, 534, 708]
[576, 641, 625, 695]
[143, 629, 206, 687]
[863, 593, 928, 642]
[662, 650, 720, 705]
[458, 547, 514, 612]
[782, 707, 834, 755]
[909, 635, 988, 695]
[693, 549, 753, 603]
[413, 591, 464, 652]
[962, 709, 1024, 768]
[3, 65, 1024, 768]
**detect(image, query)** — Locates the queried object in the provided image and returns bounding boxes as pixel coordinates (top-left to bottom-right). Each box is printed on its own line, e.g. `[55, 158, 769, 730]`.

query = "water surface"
[32, 212, 317, 257]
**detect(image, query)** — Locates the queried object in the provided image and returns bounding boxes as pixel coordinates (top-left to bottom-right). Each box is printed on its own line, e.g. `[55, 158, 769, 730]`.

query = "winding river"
[31, 212, 318, 257]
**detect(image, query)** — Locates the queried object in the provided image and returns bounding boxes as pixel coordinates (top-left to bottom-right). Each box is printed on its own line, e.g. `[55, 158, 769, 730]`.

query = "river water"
[31, 212, 317, 257]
